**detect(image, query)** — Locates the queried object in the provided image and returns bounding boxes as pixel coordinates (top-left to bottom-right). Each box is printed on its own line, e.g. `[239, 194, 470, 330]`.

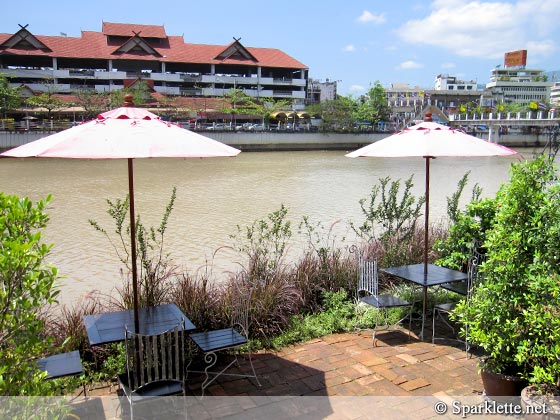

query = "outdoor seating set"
[354, 242, 485, 351]
[81, 284, 260, 418]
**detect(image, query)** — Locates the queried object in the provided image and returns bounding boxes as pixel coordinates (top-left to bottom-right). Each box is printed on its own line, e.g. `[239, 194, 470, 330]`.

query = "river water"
[0, 149, 534, 305]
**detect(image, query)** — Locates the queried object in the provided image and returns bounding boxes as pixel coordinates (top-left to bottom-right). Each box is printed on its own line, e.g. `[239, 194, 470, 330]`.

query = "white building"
[486, 67, 552, 105]
[434, 74, 479, 91]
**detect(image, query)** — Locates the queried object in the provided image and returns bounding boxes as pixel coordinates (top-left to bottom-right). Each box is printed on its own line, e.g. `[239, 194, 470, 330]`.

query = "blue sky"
[2, 0, 559, 96]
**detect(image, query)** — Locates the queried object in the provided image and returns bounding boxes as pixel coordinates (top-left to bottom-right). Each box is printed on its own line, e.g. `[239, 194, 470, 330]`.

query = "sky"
[2, 0, 559, 97]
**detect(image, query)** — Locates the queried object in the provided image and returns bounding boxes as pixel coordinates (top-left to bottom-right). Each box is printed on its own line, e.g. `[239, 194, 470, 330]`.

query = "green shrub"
[0, 194, 59, 395]
[452, 155, 560, 385]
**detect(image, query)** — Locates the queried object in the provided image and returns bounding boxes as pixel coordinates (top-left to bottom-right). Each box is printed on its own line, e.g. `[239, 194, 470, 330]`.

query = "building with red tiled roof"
[0, 22, 309, 109]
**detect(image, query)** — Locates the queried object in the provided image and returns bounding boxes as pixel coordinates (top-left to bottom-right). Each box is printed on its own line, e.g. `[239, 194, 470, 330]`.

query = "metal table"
[83, 303, 196, 346]
[380, 264, 467, 340]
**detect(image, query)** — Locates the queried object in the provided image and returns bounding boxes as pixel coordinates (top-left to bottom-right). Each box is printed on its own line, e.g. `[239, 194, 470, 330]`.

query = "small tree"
[352, 81, 392, 126]
[89, 188, 178, 309]
[73, 89, 108, 120]
[25, 79, 65, 121]
[0, 194, 59, 395]
[0, 73, 23, 119]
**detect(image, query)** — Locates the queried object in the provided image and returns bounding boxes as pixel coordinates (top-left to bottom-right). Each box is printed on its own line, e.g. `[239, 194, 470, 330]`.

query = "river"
[0, 149, 536, 305]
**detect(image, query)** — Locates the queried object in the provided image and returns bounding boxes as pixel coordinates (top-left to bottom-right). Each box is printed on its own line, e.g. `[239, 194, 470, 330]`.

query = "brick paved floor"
[71, 328, 490, 419]
[184, 329, 483, 398]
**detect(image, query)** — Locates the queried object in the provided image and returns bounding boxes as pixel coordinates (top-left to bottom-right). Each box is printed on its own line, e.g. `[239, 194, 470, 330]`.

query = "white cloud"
[397, 0, 560, 59]
[343, 44, 356, 52]
[397, 60, 424, 70]
[357, 10, 386, 24]
[349, 84, 366, 94]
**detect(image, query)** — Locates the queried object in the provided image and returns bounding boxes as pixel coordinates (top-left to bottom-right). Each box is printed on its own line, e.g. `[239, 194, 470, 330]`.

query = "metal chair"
[432, 254, 483, 357]
[187, 282, 260, 396]
[118, 323, 186, 419]
[440, 241, 486, 296]
[356, 256, 414, 347]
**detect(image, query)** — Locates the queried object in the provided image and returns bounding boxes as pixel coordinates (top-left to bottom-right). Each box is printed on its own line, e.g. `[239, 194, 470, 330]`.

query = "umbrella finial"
[123, 94, 135, 107]
[424, 112, 432, 122]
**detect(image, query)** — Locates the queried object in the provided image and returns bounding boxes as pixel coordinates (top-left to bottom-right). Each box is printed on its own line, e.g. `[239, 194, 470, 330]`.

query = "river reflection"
[0, 149, 533, 305]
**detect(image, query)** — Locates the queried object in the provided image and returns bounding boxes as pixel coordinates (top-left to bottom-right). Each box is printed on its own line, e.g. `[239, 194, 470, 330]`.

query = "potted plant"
[452, 154, 560, 399]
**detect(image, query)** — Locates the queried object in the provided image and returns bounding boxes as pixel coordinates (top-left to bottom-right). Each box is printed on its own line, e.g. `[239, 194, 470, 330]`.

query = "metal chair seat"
[189, 328, 247, 353]
[440, 281, 468, 296]
[360, 294, 411, 308]
[118, 375, 184, 398]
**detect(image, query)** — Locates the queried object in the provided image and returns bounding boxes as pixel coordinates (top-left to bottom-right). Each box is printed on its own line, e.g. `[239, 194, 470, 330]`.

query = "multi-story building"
[0, 22, 309, 109]
[485, 67, 552, 105]
[305, 79, 338, 105]
[549, 82, 560, 107]
[434, 74, 480, 91]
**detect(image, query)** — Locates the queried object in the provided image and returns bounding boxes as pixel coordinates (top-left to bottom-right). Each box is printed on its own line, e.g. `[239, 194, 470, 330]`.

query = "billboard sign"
[504, 50, 527, 68]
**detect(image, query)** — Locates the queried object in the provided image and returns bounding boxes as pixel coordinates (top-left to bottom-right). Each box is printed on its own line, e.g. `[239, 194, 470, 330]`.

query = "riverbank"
[0, 130, 550, 153]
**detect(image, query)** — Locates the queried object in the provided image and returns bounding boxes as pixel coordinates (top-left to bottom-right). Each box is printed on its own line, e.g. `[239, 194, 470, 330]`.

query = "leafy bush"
[452, 155, 560, 385]
[0, 194, 59, 395]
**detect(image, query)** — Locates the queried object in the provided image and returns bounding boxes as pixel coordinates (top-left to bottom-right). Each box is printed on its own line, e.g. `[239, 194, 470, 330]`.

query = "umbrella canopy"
[346, 113, 518, 274]
[1, 96, 241, 332]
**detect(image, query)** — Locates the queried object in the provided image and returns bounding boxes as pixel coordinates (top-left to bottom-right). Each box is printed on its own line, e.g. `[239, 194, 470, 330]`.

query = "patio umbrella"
[1, 95, 241, 333]
[345, 112, 518, 274]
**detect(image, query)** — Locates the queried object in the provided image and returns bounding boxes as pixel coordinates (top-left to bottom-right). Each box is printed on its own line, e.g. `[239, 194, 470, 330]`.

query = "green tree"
[0, 73, 23, 119]
[308, 96, 355, 131]
[218, 88, 256, 127]
[250, 97, 291, 126]
[0, 194, 59, 395]
[108, 80, 152, 108]
[25, 78, 65, 121]
[352, 81, 392, 126]
[73, 89, 108, 120]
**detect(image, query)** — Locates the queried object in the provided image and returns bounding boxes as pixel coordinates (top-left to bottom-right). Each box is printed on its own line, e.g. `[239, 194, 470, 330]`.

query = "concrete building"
[485, 66, 552, 105]
[434, 74, 480, 91]
[306, 79, 338, 105]
[550, 82, 560, 107]
[0, 22, 309, 109]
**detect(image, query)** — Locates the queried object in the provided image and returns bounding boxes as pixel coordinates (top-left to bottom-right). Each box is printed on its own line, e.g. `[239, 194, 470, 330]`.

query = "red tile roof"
[0, 23, 308, 69]
[102, 22, 167, 38]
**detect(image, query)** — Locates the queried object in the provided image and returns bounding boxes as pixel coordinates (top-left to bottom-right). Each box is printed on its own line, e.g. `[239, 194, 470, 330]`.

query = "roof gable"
[214, 38, 258, 62]
[112, 33, 162, 57]
[0, 24, 51, 51]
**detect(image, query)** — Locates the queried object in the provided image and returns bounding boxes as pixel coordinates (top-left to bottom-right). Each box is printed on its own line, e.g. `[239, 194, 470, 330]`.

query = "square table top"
[83, 303, 196, 346]
[380, 263, 467, 287]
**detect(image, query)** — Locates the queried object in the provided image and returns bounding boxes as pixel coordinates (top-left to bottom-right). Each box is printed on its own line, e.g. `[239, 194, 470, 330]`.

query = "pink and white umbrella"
[1, 96, 240, 332]
[346, 114, 518, 274]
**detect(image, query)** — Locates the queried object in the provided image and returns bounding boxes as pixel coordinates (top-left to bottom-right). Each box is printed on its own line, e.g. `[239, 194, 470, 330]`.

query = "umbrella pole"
[128, 158, 140, 334]
[424, 157, 430, 276]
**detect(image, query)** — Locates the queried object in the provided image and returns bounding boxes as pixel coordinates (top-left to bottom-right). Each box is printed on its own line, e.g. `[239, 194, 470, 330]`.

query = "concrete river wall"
[0, 130, 549, 152]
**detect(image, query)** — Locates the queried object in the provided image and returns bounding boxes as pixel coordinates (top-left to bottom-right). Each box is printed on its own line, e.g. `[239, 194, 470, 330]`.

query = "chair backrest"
[230, 283, 251, 339]
[124, 323, 185, 391]
[466, 254, 484, 299]
[357, 257, 379, 297]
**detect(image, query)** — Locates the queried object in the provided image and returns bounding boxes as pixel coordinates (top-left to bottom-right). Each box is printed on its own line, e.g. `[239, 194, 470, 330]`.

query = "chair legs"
[432, 307, 470, 359]
[371, 305, 413, 347]
[189, 348, 261, 397]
